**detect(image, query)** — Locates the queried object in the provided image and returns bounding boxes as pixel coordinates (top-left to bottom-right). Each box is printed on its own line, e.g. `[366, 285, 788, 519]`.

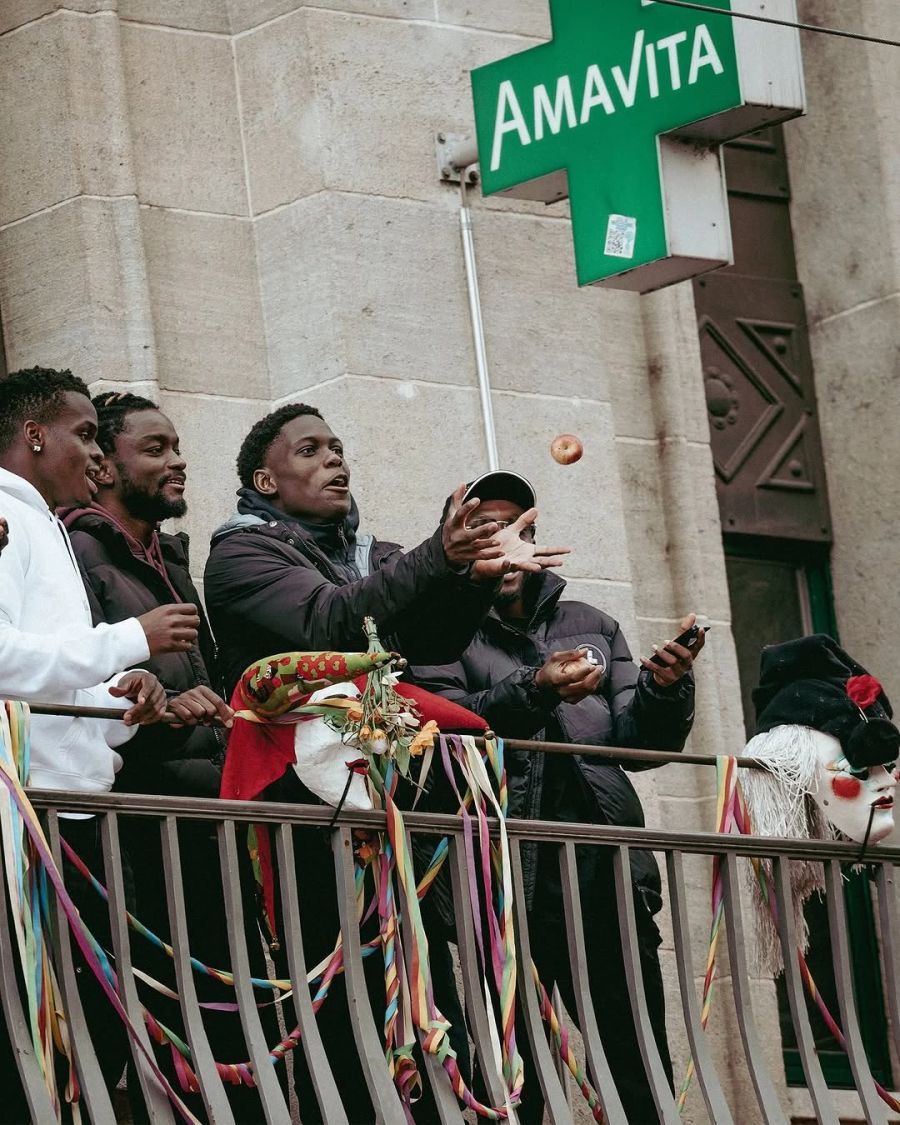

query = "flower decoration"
[847, 673, 882, 712]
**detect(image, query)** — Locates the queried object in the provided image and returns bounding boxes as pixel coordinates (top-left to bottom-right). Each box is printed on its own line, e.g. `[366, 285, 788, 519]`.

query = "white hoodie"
[0, 468, 151, 792]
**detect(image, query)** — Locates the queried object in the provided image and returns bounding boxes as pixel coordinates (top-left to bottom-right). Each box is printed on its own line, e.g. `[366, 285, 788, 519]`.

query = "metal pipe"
[459, 171, 499, 471]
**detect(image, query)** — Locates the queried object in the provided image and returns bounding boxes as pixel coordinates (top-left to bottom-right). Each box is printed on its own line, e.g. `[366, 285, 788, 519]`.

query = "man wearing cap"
[414, 469, 705, 1124]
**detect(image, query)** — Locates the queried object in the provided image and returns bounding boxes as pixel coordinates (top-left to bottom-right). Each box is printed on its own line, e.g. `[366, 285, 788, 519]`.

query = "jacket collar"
[60, 504, 190, 569]
[487, 571, 567, 635]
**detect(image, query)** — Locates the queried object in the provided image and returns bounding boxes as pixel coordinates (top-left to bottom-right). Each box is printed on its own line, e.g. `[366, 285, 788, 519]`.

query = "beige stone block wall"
[788, 0, 900, 699]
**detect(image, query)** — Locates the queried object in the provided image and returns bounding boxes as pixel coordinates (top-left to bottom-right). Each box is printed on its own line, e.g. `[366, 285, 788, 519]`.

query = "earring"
[32, 444, 42, 453]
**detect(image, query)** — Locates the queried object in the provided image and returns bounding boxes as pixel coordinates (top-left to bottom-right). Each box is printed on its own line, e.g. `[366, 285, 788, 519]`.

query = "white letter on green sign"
[533, 75, 577, 141]
[491, 80, 532, 172]
[580, 64, 615, 122]
[689, 24, 724, 85]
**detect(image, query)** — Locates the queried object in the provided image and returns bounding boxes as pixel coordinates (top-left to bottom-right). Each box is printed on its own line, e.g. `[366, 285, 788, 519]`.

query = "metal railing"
[4, 757, 900, 1123]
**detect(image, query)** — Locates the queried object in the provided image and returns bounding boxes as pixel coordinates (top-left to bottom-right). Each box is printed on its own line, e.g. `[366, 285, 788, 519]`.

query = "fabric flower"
[409, 720, 439, 758]
[847, 674, 882, 711]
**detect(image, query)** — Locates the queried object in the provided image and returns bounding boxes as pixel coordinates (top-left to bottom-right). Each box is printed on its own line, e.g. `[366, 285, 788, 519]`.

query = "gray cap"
[462, 470, 536, 511]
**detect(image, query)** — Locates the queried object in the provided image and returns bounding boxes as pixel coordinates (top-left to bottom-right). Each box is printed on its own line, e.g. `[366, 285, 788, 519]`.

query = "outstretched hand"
[470, 509, 570, 582]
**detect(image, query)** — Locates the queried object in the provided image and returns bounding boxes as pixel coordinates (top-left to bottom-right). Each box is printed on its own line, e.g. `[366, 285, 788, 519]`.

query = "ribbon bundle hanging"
[0, 615, 607, 1122]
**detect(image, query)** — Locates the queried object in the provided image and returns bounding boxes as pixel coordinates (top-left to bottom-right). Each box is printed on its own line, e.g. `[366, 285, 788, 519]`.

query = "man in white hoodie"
[0, 367, 202, 1106]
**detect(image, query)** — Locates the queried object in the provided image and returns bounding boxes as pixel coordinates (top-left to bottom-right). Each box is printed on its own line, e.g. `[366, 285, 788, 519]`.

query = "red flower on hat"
[847, 674, 882, 711]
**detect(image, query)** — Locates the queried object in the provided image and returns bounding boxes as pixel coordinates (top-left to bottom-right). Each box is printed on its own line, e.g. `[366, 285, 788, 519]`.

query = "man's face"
[810, 730, 898, 844]
[41, 392, 104, 506]
[466, 498, 533, 604]
[260, 415, 350, 521]
[105, 410, 187, 522]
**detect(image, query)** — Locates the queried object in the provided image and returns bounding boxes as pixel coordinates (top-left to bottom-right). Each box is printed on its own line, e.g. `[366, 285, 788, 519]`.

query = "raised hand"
[472, 509, 570, 581]
[441, 484, 504, 567]
[138, 603, 201, 656]
[640, 612, 707, 687]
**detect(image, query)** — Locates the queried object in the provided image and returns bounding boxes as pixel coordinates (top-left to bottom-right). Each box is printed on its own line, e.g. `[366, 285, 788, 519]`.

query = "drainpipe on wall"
[438, 133, 499, 472]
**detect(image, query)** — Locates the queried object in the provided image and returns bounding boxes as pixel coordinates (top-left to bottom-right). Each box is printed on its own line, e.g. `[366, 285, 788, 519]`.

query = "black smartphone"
[649, 623, 708, 666]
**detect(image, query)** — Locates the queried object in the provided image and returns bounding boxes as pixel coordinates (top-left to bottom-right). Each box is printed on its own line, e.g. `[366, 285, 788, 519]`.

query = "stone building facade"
[0, 1, 897, 1120]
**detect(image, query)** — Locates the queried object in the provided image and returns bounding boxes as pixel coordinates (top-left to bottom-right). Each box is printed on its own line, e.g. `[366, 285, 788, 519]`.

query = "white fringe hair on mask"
[740, 725, 833, 975]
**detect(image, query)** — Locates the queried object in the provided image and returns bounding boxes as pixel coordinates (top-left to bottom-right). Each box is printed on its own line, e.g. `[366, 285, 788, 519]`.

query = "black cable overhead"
[651, 0, 900, 48]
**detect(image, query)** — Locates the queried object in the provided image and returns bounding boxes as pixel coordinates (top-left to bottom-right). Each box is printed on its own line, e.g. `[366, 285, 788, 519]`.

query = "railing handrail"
[25, 788, 900, 863]
[13, 699, 769, 769]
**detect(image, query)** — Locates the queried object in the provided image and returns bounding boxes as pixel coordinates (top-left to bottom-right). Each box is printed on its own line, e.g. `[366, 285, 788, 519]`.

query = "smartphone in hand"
[649, 623, 709, 667]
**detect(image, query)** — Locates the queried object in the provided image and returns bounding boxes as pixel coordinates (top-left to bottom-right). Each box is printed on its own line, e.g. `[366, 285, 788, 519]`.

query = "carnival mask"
[810, 729, 897, 844]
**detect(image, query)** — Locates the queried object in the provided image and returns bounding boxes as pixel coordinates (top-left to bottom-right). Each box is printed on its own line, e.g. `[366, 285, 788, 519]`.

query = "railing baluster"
[273, 822, 348, 1123]
[45, 810, 117, 1123]
[824, 859, 889, 1124]
[331, 824, 407, 1124]
[719, 851, 786, 1123]
[99, 812, 175, 1123]
[665, 850, 734, 1124]
[508, 836, 574, 1124]
[216, 820, 291, 1124]
[159, 815, 234, 1124]
[771, 856, 837, 1125]
[611, 844, 680, 1125]
[558, 840, 627, 1124]
[397, 826, 464, 1124]
[874, 861, 900, 1067]
[0, 834, 57, 1121]
[446, 831, 509, 1109]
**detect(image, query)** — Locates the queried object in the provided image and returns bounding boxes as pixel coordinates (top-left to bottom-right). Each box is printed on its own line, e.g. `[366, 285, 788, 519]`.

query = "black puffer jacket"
[63, 507, 224, 790]
[412, 573, 695, 909]
[204, 490, 499, 695]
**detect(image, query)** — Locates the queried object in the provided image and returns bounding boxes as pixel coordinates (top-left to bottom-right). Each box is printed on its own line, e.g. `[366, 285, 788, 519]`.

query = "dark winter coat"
[204, 489, 499, 695]
[412, 572, 696, 911]
[63, 507, 224, 792]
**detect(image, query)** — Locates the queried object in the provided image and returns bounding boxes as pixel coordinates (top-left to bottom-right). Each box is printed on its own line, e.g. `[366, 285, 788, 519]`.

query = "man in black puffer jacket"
[413, 470, 705, 1125]
[204, 404, 568, 1122]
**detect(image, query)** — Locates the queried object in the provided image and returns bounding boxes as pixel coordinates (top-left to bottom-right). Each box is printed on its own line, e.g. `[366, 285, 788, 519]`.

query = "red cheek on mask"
[831, 776, 862, 800]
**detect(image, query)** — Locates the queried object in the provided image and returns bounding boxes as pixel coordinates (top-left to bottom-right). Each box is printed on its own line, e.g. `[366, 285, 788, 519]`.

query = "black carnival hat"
[753, 634, 900, 770]
[462, 471, 536, 511]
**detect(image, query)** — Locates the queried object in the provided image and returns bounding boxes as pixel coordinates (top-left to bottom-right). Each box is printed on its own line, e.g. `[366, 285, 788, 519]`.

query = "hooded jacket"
[62, 505, 224, 785]
[412, 572, 695, 910]
[0, 468, 149, 793]
[204, 488, 499, 695]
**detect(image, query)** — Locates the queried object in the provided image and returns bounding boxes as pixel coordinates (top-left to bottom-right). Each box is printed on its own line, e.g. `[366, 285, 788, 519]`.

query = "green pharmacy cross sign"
[471, 0, 805, 292]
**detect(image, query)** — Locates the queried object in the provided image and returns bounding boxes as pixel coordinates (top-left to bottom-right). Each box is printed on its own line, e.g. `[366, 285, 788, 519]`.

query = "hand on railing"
[108, 671, 167, 726]
[167, 686, 235, 730]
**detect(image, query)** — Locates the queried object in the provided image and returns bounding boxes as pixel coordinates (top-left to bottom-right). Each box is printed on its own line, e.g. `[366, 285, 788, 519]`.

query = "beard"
[117, 465, 187, 522]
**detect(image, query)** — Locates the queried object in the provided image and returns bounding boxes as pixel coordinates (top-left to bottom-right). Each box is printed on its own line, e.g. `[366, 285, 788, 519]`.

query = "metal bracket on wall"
[435, 132, 480, 185]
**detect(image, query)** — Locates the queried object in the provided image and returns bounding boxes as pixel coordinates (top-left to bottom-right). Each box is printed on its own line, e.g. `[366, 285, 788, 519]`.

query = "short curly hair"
[92, 391, 160, 455]
[236, 403, 323, 490]
[0, 367, 91, 454]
